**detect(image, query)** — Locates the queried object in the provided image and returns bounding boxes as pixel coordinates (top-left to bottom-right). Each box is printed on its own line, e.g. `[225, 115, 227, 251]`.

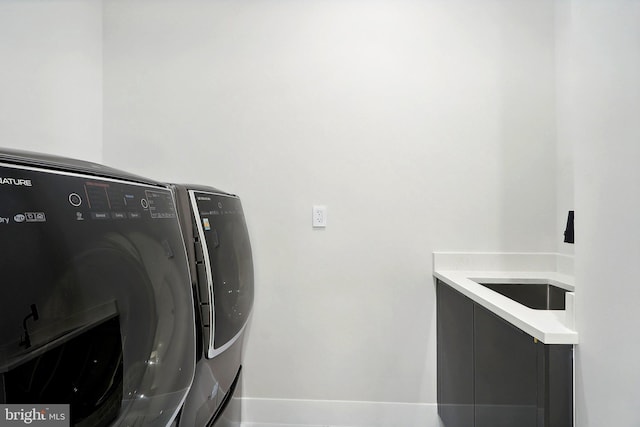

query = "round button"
[68, 193, 82, 207]
[141, 199, 149, 209]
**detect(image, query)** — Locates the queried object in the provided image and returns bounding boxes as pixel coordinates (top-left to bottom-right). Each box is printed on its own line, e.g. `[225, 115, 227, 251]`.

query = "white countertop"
[433, 252, 578, 345]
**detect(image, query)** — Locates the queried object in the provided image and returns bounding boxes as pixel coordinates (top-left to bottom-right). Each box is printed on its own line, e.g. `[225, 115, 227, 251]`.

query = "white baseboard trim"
[240, 398, 441, 427]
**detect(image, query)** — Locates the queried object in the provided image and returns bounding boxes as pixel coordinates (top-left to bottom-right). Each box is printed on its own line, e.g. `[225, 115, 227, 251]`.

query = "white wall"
[0, 0, 103, 162]
[3, 2, 639, 425]
[557, 1, 640, 426]
[555, 1, 575, 256]
[102, 0, 558, 416]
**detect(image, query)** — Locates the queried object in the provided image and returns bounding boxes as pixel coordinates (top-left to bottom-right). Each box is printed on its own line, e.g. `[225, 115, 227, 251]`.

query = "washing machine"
[0, 149, 196, 426]
[170, 184, 254, 427]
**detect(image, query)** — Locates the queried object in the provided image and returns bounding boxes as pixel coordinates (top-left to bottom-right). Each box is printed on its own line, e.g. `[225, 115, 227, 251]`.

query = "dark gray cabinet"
[437, 281, 474, 426]
[474, 304, 538, 427]
[436, 280, 573, 427]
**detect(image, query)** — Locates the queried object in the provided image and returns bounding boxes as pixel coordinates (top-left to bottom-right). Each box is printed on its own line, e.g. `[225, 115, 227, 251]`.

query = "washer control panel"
[0, 163, 176, 226]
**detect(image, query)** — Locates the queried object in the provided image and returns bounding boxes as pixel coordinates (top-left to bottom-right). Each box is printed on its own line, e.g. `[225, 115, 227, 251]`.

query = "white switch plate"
[312, 205, 327, 228]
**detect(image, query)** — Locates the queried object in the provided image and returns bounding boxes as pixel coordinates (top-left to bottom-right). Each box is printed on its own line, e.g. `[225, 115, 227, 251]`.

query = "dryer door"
[0, 164, 196, 426]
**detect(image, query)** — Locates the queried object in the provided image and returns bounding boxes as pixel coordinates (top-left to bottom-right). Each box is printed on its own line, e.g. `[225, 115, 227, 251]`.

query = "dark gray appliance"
[170, 184, 254, 427]
[0, 149, 196, 426]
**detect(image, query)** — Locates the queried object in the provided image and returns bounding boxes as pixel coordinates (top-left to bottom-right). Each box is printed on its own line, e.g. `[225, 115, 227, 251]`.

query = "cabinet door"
[437, 281, 474, 427]
[544, 345, 573, 427]
[474, 305, 538, 427]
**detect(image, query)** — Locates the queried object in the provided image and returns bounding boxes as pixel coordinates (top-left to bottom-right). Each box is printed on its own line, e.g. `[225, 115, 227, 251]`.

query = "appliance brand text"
[0, 178, 32, 187]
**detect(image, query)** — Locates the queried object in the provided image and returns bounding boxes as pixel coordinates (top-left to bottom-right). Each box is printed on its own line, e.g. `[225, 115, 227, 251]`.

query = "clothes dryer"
[0, 149, 196, 426]
[170, 185, 254, 427]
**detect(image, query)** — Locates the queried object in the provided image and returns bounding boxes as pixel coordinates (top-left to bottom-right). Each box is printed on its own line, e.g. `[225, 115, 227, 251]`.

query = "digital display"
[145, 190, 177, 219]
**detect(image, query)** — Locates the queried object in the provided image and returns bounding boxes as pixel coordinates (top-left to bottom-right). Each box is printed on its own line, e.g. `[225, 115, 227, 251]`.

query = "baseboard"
[239, 398, 441, 427]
